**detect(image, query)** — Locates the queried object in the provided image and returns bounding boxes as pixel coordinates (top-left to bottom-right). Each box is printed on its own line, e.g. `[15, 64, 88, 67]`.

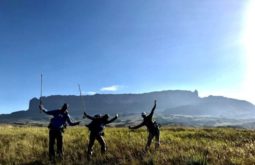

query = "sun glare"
[241, 0, 255, 103]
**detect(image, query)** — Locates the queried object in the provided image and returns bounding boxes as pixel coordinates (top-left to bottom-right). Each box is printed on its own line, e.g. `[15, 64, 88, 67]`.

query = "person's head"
[61, 103, 69, 113]
[94, 114, 101, 118]
[141, 112, 147, 118]
[103, 114, 109, 120]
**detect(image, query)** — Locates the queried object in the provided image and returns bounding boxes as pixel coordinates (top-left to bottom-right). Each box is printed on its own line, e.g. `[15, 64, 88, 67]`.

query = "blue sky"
[0, 0, 253, 113]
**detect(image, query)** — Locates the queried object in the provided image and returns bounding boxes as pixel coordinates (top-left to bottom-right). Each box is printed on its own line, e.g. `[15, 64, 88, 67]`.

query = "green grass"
[1, 125, 255, 165]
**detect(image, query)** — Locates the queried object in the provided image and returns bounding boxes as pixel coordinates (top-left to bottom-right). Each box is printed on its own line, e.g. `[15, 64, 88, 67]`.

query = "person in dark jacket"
[83, 112, 118, 160]
[39, 103, 80, 161]
[129, 100, 160, 151]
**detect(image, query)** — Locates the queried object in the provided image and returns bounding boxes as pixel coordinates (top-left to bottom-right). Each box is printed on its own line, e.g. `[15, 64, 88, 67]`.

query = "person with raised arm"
[83, 112, 118, 160]
[39, 103, 80, 162]
[129, 100, 160, 151]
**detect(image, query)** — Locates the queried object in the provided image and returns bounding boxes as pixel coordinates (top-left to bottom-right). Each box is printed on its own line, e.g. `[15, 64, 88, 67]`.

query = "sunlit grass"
[0, 125, 255, 164]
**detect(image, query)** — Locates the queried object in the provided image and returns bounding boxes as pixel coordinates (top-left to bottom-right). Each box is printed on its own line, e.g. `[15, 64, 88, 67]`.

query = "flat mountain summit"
[1, 90, 255, 124]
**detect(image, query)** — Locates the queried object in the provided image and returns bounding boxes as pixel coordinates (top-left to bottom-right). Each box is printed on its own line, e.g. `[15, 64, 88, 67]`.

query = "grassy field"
[1, 125, 255, 165]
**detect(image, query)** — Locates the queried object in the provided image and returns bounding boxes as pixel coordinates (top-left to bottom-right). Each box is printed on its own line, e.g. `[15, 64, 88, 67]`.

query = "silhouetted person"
[39, 103, 80, 162]
[83, 112, 118, 160]
[129, 100, 160, 151]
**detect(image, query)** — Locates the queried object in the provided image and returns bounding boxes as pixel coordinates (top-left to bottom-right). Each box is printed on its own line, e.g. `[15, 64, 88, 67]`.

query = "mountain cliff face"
[1, 90, 255, 123]
[28, 90, 199, 115]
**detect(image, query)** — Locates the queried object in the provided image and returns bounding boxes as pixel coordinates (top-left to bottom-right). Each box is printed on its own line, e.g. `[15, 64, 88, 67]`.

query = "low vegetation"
[0, 125, 255, 164]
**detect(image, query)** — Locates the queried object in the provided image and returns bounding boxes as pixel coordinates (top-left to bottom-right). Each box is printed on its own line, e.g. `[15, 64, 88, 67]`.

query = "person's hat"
[141, 112, 147, 117]
[104, 114, 109, 118]
[61, 103, 69, 110]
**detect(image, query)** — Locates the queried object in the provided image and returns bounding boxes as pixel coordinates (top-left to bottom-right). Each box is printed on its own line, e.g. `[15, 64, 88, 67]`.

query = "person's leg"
[49, 129, 56, 161]
[87, 133, 96, 160]
[155, 130, 160, 149]
[96, 135, 106, 154]
[56, 130, 63, 159]
[145, 133, 154, 151]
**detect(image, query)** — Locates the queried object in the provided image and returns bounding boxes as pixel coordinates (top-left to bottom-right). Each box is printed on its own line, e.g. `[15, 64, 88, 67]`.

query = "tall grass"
[1, 125, 255, 164]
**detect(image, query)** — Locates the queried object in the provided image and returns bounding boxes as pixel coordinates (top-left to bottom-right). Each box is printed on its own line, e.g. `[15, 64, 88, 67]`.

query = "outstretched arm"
[39, 104, 55, 115]
[83, 112, 95, 120]
[105, 114, 118, 124]
[66, 114, 80, 126]
[129, 122, 144, 130]
[148, 100, 157, 119]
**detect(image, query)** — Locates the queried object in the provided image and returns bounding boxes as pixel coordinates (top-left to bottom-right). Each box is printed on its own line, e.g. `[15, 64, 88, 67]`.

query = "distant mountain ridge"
[1, 90, 255, 123]
[164, 95, 255, 118]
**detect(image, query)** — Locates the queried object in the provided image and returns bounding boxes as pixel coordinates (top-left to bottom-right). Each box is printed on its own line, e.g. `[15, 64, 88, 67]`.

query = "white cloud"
[87, 91, 96, 95]
[100, 85, 120, 92]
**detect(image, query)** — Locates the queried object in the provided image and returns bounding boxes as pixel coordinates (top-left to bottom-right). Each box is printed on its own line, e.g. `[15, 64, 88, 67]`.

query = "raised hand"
[39, 104, 44, 110]
[83, 112, 87, 119]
